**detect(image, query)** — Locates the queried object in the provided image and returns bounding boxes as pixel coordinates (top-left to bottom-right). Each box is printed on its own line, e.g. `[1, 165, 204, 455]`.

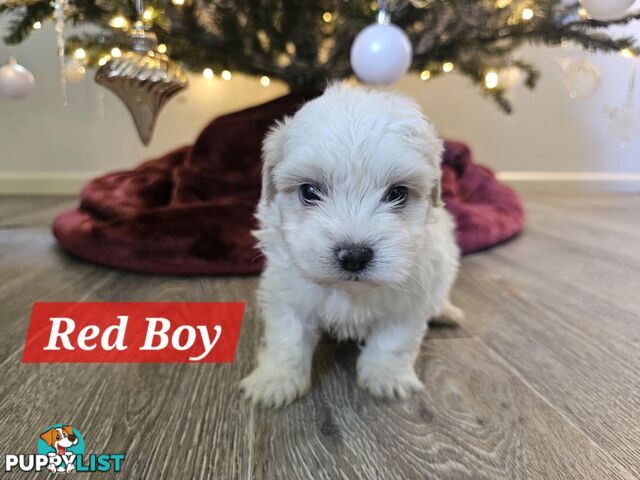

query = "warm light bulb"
[33, 21, 42, 30]
[442, 62, 454, 73]
[142, 7, 154, 21]
[221, 70, 232, 81]
[73, 48, 87, 60]
[157, 43, 167, 54]
[620, 48, 636, 59]
[322, 11, 333, 23]
[109, 15, 129, 29]
[521, 8, 534, 21]
[260, 75, 270, 87]
[420, 70, 431, 81]
[495, 0, 511, 7]
[202, 68, 214, 80]
[485, 70, 499, 89]
[370, 1, 377, 11]
[172, 0, 185, 4]
[98, 56, 110, 66]
[578, 7, 589, 18]
[110, 47, 122, 58]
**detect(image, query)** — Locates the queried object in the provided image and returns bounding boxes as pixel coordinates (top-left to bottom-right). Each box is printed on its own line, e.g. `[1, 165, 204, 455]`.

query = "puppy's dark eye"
[299, 183, 323, 205]
[384, 186, 408, 206]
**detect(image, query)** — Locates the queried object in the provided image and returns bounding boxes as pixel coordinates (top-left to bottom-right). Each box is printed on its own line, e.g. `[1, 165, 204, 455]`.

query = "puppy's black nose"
[337, 246, 373, 272]
[68, 435, 76, 442]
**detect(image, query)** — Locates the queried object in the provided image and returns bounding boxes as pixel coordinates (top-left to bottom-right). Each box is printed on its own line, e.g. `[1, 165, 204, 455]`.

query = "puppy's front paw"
[240, 362, 310, 408]
[357, 362, 424, 400]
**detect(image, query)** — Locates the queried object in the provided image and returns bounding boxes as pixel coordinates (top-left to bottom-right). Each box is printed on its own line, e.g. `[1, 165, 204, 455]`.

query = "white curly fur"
[240, 85, 460, 407]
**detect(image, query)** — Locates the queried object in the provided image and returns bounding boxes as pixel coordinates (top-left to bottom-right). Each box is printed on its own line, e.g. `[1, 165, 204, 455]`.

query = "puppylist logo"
[4, 424, 125, 473]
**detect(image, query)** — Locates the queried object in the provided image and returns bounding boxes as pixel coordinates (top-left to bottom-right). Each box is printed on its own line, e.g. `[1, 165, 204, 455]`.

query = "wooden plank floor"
[0, 192, 639, 479]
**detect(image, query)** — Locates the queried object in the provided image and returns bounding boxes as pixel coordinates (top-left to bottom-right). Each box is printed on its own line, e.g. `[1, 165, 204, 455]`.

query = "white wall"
[1, 21, 639, 193]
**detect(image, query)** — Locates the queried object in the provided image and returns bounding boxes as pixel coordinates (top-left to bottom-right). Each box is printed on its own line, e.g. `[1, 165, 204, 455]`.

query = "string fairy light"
[32, 21, 42, 29]
[620, 48, 636, 59]
[109, 14, 129, 29]
[157, 43, 167, 54]
[260, 75, 270, 86]
[521, 7, 534, 21]
[221, 69, 232, 80]
[110, 47, 122, 58]
[322, 11, 333, 23]
[202, 68, 214, 79]
[442, 62, 454, 73]
[142, 7, 154, 21]
[73, 48, 86, 61]
[420, 70, 431, 80]
[484, 70, 499, 89]
[171, 0, 185, 4]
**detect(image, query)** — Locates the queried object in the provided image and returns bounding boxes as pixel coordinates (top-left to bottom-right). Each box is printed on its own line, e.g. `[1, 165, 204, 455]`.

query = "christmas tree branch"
[1, 0, 637, 111]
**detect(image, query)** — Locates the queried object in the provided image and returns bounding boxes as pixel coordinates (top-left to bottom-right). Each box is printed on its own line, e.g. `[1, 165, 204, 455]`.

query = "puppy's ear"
[40, 429, 57, 447]
[430, 182, 443, 208]
[261, 117, 291, 204]
[62, 425, 73, 436]
[427, 136, 444, 208]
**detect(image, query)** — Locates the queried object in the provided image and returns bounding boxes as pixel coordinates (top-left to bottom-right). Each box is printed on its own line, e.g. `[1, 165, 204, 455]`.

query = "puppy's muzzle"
[336, 245, 373, 273]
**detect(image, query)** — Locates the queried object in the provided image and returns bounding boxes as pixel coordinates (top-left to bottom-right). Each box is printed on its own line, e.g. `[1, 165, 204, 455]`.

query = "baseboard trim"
[0, 172, 97, 195]
[1, 171, 639, 195]
[497, 172, 640, 192]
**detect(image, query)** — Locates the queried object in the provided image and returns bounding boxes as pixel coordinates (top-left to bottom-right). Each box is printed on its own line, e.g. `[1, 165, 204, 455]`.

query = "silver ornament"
[0, 57, 35, 99]
[95, 22, 188, 145]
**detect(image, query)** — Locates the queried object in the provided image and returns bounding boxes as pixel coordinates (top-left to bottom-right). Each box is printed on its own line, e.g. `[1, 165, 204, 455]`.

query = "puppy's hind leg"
[430, 300, 465, 327]
[240, 300, 319, 408]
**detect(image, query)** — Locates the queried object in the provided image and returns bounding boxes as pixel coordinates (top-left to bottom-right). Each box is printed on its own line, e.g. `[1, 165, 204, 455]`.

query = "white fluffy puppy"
[240, 85, 460, 407]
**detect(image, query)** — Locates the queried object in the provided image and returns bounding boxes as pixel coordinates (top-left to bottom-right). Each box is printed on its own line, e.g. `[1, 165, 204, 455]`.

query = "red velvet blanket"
[53, 92, 524, 275]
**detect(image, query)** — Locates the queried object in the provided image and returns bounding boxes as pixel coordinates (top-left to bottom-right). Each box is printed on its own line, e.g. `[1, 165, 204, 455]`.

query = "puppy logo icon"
[37, 424, 85, 473]
[4, 424, 124, 473]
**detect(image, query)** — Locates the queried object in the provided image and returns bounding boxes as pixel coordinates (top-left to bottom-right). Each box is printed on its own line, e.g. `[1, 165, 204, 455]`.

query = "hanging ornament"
[498, 66, 523, 89]
[605, 103, 640, 148]
[350, 0, 412, 85]
[560, 58, 601, 100]
[579, 0, 635, 20]
[95, 0, 188, 145]
[53, 0, 69, 104]
[605, 58, 640, 148]
[0, 57, 35, 99]
[64, 60, 86, 83]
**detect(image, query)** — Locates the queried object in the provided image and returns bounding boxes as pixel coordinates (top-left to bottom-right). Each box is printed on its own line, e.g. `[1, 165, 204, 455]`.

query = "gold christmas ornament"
[95, 21, 188, 145]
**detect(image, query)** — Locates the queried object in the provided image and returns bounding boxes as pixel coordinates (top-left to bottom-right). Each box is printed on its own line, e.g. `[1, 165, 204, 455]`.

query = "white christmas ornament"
[605, 57, 640, 148]
[605, 102, 640, 148]
[350, 20, 412, 85]
[498, 66, 523, 89]
[579, 0, 635, 20]
[0, 57, 35, 99]
[561, 58, 601, 99]
[64, 60, 86, 83]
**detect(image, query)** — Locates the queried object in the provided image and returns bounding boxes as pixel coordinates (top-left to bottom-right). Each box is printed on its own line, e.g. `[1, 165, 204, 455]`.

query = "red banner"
[23, 302, 244, 363]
